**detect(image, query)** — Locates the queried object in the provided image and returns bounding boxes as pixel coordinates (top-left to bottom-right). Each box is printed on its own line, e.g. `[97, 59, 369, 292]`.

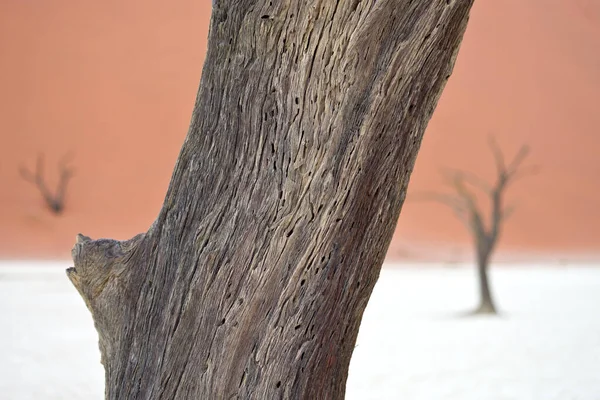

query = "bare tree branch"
[55, 153, 75, 209]
[20, 153, 75, 215]
[448, 174, 488, 238]
[508, 163, 540, 183]
[411, 191, 467, 212]
[20, 154, 54, 204]
[442, 171, 479, 213]
[488, 135, 506, 176]
[506, 144, 530, 175]
[409, 191, 471, 228]
[502, 203, 518, 221]
[489, 140, 539, 188]
[439, 167, 492, 194]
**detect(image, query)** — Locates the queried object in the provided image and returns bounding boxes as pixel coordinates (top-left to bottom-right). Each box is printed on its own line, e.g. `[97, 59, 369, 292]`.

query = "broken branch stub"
[67, 233, 146, 369]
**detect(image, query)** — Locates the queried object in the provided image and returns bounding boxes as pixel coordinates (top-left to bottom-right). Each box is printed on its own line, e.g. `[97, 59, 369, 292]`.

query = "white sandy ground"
[0, 262, 599, 400]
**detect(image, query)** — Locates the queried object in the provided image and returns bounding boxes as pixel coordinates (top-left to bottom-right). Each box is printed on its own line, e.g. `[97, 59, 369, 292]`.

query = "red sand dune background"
[0, 1, 599, 261]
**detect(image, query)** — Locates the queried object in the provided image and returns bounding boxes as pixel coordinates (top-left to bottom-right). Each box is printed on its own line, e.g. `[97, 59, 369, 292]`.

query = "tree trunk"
[67, 1, 474, 398]
[475, 251, 497, 314]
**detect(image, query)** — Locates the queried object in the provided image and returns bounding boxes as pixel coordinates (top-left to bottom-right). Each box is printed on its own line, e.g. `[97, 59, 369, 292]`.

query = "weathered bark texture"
[67, 1, 474, 398]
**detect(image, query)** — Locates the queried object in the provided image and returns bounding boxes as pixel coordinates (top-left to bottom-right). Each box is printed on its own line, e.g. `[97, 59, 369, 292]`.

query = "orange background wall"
[1, 1, 599, 261]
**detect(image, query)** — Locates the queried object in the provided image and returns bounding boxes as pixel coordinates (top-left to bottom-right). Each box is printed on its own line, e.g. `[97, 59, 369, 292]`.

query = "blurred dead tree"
[413, 137, 538, 314]
[20, 153, 74, 215]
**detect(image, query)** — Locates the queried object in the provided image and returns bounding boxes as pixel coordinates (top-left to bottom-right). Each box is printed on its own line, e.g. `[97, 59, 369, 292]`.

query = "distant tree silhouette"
[415, 138, 537, 314]
[20, 153, 74, 215]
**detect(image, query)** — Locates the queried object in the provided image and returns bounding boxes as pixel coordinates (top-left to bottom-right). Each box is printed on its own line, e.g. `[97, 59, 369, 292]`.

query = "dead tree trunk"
[476, 242, 496, 313]
[67, 1, 474, 398]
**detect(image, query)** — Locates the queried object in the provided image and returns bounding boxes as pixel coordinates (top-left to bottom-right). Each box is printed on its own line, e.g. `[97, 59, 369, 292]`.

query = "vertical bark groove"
[68, 1, 474, 398]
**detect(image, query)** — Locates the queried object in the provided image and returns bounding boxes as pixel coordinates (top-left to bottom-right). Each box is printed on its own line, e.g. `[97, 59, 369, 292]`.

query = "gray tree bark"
[67, 1, 474, 398]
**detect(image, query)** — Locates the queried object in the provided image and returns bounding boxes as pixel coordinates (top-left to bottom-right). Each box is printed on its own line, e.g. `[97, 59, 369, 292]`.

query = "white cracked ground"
[1, 262, 599, 399]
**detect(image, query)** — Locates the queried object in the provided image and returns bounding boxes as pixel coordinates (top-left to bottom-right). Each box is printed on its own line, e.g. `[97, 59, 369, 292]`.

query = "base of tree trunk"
[472, 302, 497, 315]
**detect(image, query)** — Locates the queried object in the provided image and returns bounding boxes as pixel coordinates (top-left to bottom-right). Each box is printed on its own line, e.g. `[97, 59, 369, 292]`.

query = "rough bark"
[67, 1, 474, 398]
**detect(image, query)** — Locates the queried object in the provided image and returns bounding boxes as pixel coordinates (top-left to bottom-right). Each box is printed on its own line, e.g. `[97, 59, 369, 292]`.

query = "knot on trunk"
[67, 233, 145, 365]
[67, 234, 134, 303]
